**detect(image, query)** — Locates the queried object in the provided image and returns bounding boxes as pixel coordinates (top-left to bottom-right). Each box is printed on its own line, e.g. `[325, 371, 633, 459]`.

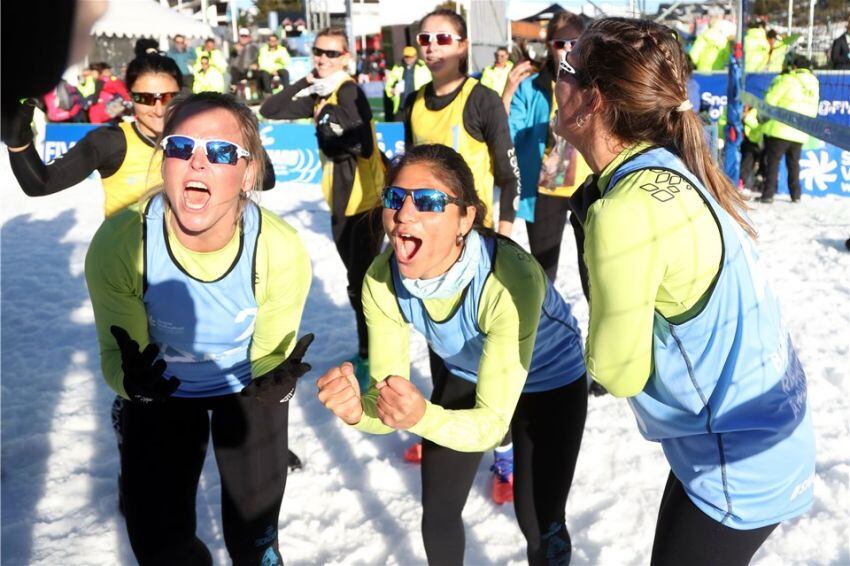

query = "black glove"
[111, 325, 181, 404]
[1, 99, 36, 148]
[240, 333, 314, 403]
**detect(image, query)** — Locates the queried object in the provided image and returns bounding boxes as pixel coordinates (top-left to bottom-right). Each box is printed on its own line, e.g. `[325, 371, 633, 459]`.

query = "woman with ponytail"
[555, 17, 814, 565]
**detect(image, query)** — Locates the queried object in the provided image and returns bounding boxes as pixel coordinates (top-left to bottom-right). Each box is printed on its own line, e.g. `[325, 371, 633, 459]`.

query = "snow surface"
[1, 150, 848, 565]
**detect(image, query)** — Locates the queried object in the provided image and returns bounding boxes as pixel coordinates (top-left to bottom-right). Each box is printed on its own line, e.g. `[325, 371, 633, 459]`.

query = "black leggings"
[120, 393, 290, 566]
[527, 194, 589, 299]
[331, 209, 384, 359]
[651, 472, 779, 566]
[421, 360, 587, 566]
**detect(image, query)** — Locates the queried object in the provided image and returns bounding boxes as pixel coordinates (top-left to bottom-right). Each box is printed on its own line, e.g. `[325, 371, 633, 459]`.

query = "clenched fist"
[375, 376, 426, 430]
[316, 362, 363, 425]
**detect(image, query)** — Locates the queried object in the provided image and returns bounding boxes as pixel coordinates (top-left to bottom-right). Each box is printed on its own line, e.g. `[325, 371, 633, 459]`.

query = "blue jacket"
[508, 69, 555, 222]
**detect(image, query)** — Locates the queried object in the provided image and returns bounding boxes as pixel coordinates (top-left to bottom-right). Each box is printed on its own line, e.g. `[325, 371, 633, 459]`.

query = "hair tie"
[676, 99, 693, 112]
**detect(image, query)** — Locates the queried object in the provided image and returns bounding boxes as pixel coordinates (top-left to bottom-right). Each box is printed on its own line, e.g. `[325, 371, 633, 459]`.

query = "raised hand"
[316, 362, 363, 425]
[110, 325, 181, 404]
[241, 333, 314, 404]
[375, 376, 426, 430]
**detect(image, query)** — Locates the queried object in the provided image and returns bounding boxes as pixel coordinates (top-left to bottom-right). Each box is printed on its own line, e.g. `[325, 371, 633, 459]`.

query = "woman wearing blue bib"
[317, 144, 588, 565]
[86, 93, 313, 565]
[554, 18, 815, 565]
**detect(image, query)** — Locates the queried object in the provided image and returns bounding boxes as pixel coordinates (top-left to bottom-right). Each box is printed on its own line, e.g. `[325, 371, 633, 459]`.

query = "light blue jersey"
[143, 195, 260, 398]
[606, 147, 815, 529]
[392, 234, 586, 393]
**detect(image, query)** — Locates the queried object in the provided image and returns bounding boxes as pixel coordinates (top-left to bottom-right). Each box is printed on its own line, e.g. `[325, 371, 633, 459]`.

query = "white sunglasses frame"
[160, 135, 251, 163]
[416, 32, 464, 45]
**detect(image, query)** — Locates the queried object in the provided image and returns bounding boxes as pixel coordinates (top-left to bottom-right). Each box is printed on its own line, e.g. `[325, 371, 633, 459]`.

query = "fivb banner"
[42, 121, 406, 186]
[694, 71, 850, 197]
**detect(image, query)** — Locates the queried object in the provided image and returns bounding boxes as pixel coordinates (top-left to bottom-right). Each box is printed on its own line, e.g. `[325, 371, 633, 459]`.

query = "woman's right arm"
[9, 126, 125, 197]
[259, 76, 315, 120]
[84, 212, 147, 398]
[353, 254, 412, 435]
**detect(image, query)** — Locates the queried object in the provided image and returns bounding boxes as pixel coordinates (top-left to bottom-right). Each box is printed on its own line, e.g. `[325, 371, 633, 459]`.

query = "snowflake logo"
[799, 150, 837, 192]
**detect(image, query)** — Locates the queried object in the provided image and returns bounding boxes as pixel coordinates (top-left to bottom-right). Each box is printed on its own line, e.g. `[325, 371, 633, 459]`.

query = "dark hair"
[316, 26, 349, 52]
[791, 55, 811, 69]
[546, 10, 587, 42]
[420, 9, 469, 75]
[766, 29, 778, 40]
[386, 144, 488, 231]
[90, 62, 111, 73]
[134, 38, 161, 57]
[573, 17, 756, 238]
[125, 53, 183, 91]
[160, 92, 265, 194]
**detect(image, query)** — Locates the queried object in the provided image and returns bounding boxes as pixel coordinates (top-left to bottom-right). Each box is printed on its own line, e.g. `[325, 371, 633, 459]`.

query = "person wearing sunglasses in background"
[260, 27, 386, 390]
[317, 144, 587, 566]
[556, 18, 814, 565]
[85, 92, 313, 566]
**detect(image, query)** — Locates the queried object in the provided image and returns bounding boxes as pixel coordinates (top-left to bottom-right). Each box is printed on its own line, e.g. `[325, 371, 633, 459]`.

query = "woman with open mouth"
[556, 18, 815, 565]
[85, 92, 312, 565]
[317, 144, 588, 566]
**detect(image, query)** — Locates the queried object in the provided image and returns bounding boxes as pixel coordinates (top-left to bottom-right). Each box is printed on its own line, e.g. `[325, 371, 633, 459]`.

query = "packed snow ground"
[1, 151, 848, 565]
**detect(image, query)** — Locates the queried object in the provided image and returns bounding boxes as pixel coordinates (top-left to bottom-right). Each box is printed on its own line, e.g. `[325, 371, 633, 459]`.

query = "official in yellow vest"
[766, 30, 797, 72]
[689, 19, 733, 71]
[406, 9, 520, 235]
[192, 57, 226, 94]
[258, 34, 292, 94]
[744, 23, 771, 72]
[759, 55, 820, 202]
[192, 38, 228, 75]
[259, 27, 386, 385]
[384, 46, 432, 119]
[479, 47, 514, 95]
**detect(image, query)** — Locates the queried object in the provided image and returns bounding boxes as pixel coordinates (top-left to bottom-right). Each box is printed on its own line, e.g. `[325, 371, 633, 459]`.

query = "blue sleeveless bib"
[605, 147, 814, 529]
[143, 195, 260, 398]
[391, 235, 585, 393]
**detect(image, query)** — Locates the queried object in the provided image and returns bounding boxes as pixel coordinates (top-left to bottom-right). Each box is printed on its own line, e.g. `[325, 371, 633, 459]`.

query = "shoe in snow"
[403, 442, 422, 464]
[288, 449, 303, 472]
[491, 448, 514, 505]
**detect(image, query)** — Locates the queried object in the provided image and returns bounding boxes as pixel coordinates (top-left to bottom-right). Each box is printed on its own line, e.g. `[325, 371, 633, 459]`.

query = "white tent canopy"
[90, 0, 214, 39]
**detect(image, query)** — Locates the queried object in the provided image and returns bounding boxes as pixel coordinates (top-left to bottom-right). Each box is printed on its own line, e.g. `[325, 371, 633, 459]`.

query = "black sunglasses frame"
[312, 47, 346, 59]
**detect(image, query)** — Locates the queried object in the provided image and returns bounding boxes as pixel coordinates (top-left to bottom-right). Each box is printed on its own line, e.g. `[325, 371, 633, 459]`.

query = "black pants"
[121, 393, 289, 566]
[527, 194, 590, 299]
[651, 472, 778, 566]
[258, 69, 290, 93]
[739, 138, 762, 191]
[331, 210, 384, 358]
[421, 359, 587, 566]
[763, 136, 802, 200]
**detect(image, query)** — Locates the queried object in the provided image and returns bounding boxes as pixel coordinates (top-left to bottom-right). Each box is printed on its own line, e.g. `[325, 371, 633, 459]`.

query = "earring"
[455, 233, 464, 246]
[576, 114, 588, 128]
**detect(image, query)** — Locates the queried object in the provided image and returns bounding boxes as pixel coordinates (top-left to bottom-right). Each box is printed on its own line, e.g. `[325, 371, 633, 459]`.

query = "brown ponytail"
[574, 17, 756, 239]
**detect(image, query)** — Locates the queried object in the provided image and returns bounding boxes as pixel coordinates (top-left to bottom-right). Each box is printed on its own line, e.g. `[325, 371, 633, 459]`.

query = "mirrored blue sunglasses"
[160, 135, 251, 166]
[381, 186, 463, 213]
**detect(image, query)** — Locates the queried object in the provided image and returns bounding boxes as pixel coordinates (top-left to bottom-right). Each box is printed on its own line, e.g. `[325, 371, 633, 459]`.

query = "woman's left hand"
[375, 376, 426, 429]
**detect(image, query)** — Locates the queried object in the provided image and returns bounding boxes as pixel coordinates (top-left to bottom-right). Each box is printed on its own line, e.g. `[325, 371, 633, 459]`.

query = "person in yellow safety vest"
[765, 30, 797, 72]
[689, 18, 733, 71]
[744, 21, 771, 72]
[384, 46, 432, 120]
[757, 55, 820, 203]
[739, 106, 764, 192]
[193, 37, 228, 75]
[258, 34, 291, 94]
[479, 47, 514, 95]
[192, 56, 226, 93]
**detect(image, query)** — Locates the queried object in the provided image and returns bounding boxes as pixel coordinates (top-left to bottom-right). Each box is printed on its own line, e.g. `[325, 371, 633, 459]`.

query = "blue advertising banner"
[42, 113, 848, 197]
[693, 71, 850, 197]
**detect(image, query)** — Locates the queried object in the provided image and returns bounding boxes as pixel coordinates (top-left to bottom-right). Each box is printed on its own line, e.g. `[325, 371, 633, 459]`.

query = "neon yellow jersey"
[584, 143, 722, 397]
[85, 200, 312, 398]
[353, 239, 548, 452]
[101, 121, 162, 218]
[410, 78, 495, 227]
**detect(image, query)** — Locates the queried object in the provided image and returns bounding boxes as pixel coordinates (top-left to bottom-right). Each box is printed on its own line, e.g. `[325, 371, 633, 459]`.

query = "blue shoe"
[348, 355, 370, 391]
